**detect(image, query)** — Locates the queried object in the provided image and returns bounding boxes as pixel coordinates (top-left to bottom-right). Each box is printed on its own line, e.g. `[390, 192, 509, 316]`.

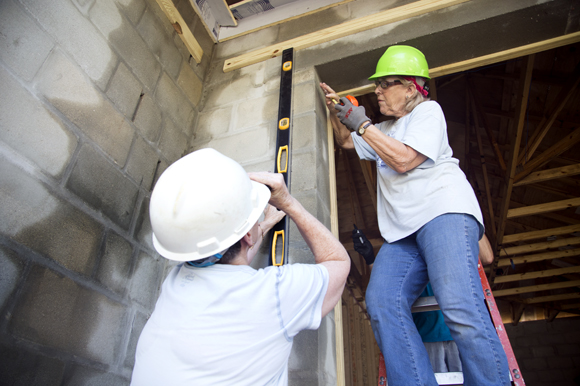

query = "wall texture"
[0, 0, 213, 383]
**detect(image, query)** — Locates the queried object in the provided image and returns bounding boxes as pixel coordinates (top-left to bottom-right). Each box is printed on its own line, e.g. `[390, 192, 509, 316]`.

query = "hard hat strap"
[186, 248, 229, 268]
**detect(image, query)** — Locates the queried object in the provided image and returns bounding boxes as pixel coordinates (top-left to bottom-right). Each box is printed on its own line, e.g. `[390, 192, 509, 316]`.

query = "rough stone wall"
[506, 317, 580, 386]
[0, 0, 213, 383]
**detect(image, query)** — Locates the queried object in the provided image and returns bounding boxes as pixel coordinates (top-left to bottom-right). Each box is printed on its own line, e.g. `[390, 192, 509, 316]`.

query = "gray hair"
[396, 76, 430, 112]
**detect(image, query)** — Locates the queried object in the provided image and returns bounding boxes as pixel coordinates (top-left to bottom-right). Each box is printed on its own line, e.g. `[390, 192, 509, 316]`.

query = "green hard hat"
[369, 45, 430, 80]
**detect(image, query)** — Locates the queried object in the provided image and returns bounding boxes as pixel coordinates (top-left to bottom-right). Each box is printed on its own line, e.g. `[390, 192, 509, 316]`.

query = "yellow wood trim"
[496, 248, 580, 267]
[156, 0, 204, 63]
[502, 224, 580, 244]
[494, 266, 580, 284]
[338, 31, 580, 98]
[506, 197, 580, 219]
[493, 280, 580, 297]
[223, 0, 470, 72]
[513, 163, 580, 187]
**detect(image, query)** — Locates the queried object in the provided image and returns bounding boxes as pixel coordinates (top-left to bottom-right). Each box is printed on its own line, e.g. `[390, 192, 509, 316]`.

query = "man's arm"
[248, 172, 350, 317]
[479, 234, 494, 266]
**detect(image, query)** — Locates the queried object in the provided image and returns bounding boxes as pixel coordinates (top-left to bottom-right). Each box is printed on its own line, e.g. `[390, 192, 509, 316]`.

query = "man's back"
[131, 263, 329, 386]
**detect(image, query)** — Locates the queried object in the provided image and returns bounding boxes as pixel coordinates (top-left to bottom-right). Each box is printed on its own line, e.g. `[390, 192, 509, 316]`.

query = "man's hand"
[352, 225, 375, 265]
[260, 204, 286, 233]
[334, 97, 370, 131]
[248, 172, 293, 212]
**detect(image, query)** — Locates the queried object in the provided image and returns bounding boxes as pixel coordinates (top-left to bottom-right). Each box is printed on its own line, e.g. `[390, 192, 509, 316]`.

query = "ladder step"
[411, 296, 440, 313]
[434, 372, 464, 385]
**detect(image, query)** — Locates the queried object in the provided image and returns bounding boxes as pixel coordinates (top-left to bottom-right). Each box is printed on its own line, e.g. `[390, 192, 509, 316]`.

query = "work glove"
[334, 97, 370, 131]
[352, 224, 375, 265]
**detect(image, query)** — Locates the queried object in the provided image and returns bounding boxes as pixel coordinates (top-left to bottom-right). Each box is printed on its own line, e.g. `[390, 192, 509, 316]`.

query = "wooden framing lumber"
[338, 31, 580, 98]
[493, 280, 580, 297]
[512, 303, 526, 326]
[494, 266, 580, 284]
[560, 303, 580, 310]
[497, 249, 580, 267]
[524, 292, 580, 304]
[502, 224, 580, 244]
[223, 0, 470, 72]
[155, 0, 204, 63]
[513, 163, 580, 187]
[500, 236, 580, 256]
[359, 160, 377, 212]
[514, 126, 580, 183]
[506, 198, 580, 219]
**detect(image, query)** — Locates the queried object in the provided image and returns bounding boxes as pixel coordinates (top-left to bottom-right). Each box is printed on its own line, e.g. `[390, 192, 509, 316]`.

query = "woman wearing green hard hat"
[320, 45, 510, 385]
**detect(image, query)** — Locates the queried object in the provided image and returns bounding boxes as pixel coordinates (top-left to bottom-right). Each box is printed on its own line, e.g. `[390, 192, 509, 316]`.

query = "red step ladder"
[377, 262, 525, 385]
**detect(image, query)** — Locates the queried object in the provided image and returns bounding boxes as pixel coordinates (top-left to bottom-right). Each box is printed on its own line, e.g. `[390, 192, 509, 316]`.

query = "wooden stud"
[500, 236, 580, 256]
[223, 0, 470, 72]
[512, 303, 526, 326]
[524, 292, 580, 304]
[506, 198, 580, 219]
[494, 266, 580, 284]
[155, 0, 203, 63]
[502, 224, 580, 244]
[496, 247, 580, 268]
[493, 280, 580, 297]
[514, 163, 580, 187]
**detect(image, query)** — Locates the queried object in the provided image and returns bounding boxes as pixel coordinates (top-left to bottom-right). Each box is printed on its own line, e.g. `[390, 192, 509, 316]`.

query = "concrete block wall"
[506, 317, 580, 386]
[0, 0, 214, 383]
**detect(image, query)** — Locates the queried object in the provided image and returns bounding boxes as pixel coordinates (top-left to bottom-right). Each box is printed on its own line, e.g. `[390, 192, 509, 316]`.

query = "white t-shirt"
[130, 263, 329, 386]
[352, 101, 483, 242]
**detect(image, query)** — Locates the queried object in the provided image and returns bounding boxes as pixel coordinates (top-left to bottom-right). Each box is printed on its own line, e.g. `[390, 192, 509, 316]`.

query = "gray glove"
[334, 97, 370, 131]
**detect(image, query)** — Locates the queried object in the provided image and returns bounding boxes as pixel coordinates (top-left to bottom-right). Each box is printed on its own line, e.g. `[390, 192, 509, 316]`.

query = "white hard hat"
[150, 148, 271, 262]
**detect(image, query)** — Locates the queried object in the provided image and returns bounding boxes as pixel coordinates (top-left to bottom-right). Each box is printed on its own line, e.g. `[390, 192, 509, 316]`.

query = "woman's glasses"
[374, 79, 402, 90]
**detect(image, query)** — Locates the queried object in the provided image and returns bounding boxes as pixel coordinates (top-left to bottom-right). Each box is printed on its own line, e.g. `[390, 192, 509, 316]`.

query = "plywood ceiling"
[337, 42, 580, 324]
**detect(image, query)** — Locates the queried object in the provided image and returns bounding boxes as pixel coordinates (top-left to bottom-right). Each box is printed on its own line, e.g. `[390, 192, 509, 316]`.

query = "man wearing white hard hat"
[130, 148, 350, 386]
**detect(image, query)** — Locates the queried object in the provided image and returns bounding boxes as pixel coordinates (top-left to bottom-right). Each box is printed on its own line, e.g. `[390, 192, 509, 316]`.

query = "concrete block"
[234, 94, 278, 131]
[203, 67, 268, 108]
[291, 112, 318, 152]
[155, 72, 194, 130]
[177, 61, 204, 107]
[199, 125, 271, 165]
[10, 265, 127, 364]
[135, 197, 154, 251]
[116, 0, 147, 25]
[20, 0, 116, 90]
[521, 357, 547, 371]
[289, 329, 319, 371]
[0, 0, 54, 81]
[159, 119, 189, 164]
[133, 93, 162, 143]
[0, 160, 103, 275]
[290, 151, 318, 193]
[126, 135, 158, 189]
[124, 311, 149, 368]
[293, 81, 317, 116]
[96, 232, 133, 294]
[36, 50, 134, 166]
[214, 26, 279, 59]
[129, 251, 162, 309]
[89, 0, 161, 91]
[536, 369, 564, 382]
[194, 105, 232, 142]
[0, 343, 66, 386]
[106, 62, 143, 119]
[0, 65, 77, 178]
[0, 246, 25, 311]
[67, 144, 139, 230]
[137, 8, 182, 79]
[64, 364, 129, 386]
[547, 355, 574, 369]
[556, 343, 580, 356]
[71, 0, 95, 15]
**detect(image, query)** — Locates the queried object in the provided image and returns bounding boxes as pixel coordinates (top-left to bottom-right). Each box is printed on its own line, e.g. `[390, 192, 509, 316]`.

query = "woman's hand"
[320, 82, 340, 114]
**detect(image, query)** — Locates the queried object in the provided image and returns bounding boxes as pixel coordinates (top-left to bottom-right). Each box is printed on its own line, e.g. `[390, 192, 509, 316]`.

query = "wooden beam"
[513, 163, 580, 187]
[339, 31, 580, 98]
[223, 0, 471, 72]
[560, 302, 580, 310]
[500, 236, 580, 256]
[524, 292, 580, 304]
[506, 198, 580, 219]
[518, 61, 580, 165]
[497, 247, 580, 268]
[512, 303, 526, 326]
[494, 266, 580, 284]
[156, 0, 203, 63]
[502, 225, 580, 244]
[514, 127, 580, 183]
[493, 280, 580, 297]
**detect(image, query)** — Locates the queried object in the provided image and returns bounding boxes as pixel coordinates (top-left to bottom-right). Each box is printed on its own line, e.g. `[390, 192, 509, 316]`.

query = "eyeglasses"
[374, 79, 402, 90]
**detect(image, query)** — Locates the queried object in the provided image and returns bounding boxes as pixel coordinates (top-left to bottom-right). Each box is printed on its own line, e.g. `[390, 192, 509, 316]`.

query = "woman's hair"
[396, 76, 430, 112]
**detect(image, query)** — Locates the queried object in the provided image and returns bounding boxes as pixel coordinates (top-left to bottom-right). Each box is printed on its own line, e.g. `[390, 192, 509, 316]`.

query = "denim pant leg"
[416, 214, 511, 386]
[366, 237, 438, 386]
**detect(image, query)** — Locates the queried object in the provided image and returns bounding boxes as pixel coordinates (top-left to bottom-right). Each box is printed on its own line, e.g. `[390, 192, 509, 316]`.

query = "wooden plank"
[517, 61, 580, 165]
[156, 0, 204, 63]
[506, 198, 580, 219]
[497, 247, 580, 268]
[513, 163, 580, 187]
[337, 31, 580, 98]
[524, 292, 580, 304]
[327, 117, 346, 386]
[514, 126, 580, 182]
[494, 266, 580, 284]
[502, 224, 580, 244]
[500, 236, 580, 256]
[560, 303, 580, 310]
[493, 280, 580, 297]
[223, 0, 470, 71]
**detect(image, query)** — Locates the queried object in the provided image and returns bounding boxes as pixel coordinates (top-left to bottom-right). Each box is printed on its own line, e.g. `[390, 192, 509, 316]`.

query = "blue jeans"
[366, 214, 510, 386]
